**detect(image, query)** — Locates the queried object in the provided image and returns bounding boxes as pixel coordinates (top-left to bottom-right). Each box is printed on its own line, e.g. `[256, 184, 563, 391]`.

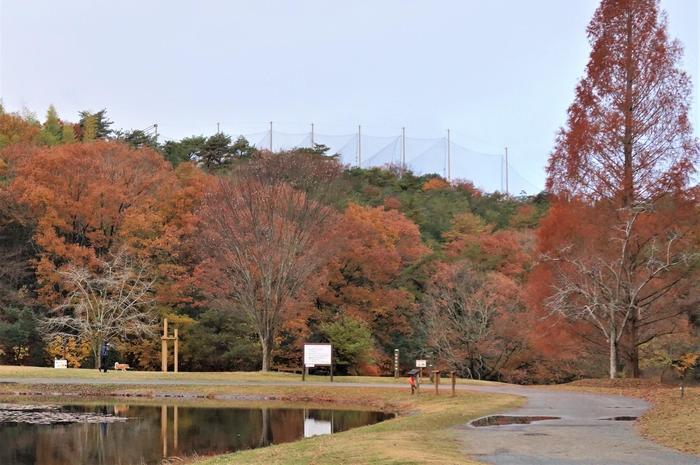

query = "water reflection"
[0, 403, 393, 465]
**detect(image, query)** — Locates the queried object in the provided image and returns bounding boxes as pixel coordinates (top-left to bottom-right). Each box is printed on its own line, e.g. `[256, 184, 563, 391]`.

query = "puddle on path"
[470, 415, 560, 427]
[601, 416, 638, 421]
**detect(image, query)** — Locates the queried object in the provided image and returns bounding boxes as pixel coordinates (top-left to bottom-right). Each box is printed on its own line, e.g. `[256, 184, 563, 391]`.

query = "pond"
[0, 401, 394, 465]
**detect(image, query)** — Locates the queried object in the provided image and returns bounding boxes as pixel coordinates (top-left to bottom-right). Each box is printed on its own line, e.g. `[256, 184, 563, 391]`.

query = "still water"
[0, 402, 393, 465]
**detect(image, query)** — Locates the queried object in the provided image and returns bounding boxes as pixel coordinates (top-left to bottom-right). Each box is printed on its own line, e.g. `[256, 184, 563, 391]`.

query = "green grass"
[0, 365, 501, 386]
[193, 390, 522, 465]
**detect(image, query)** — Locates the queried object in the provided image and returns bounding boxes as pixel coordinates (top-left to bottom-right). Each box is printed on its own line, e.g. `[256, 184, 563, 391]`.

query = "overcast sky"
[1, 0, 698, 190]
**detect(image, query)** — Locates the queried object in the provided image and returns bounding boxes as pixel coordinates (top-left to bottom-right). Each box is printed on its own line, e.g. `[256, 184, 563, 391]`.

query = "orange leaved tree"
[541, 0, 699, 378]
[196, 151, 341, 371]
[546, 0, 698, 204]
[8, 141, 172, 303]
[317, 203, 429, 367]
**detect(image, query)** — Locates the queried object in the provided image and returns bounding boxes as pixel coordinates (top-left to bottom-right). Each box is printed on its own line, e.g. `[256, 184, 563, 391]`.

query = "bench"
[273, 366, 302, 374]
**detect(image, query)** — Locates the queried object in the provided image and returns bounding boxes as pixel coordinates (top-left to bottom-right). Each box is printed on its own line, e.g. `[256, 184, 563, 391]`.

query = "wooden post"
[173, 328, 179, 373]
[433, 370, 441, 395]
[161, 319, 168, 373]
[451, 371, 456, 397]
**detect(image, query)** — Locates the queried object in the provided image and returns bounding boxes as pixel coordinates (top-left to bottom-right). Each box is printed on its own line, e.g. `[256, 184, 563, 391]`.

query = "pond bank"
[0, 371, 522, 465]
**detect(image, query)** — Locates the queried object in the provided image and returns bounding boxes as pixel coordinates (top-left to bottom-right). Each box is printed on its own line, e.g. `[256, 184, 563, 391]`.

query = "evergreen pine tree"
[82, 115, 98, 142]
[62, 124, 77, 143]
[40, 105, 62, 146]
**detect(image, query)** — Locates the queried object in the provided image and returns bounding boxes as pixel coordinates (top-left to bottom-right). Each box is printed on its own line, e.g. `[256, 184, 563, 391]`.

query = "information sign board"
[304, 343, 332, 367]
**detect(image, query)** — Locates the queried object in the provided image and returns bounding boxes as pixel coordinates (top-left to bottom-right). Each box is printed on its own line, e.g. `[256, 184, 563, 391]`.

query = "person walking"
[408, 369, 419, 395]
[100, 341, 110, 373]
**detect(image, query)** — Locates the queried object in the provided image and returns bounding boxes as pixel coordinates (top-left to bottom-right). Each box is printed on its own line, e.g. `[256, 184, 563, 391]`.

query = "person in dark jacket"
[100, 341, 110, 373]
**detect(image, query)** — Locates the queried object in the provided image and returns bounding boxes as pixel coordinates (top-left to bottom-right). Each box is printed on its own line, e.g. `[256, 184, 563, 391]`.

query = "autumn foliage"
[0, 0, 697, 380]
[539, 0, 699, 379]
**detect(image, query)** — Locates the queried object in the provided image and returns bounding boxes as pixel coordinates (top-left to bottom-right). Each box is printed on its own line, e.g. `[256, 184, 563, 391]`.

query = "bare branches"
[424, 265, 523, 380]
[197, 152, 341, 371]
[541, 204, 697, 377]
[41, 248, 157, 364]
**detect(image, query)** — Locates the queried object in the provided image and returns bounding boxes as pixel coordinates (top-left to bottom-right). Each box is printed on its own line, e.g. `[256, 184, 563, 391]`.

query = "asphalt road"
[1, 376, 698, 465]
[458, 384, 700, 465]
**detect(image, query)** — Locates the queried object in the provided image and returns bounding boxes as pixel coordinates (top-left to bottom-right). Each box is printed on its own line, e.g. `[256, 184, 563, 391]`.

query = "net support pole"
[269, 121, 273, 152]
[447, 129, 451, 182]
[358, 125, 362, 167]
[501, 151, 504, 192]
[401, 127, 406, 173]
[505, 146, 509, 195]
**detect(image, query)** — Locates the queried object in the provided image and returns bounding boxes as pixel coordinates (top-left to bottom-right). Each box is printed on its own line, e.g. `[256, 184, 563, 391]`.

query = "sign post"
[394, 349, 400, 379]
[302, 343, 333, 382]
[416, 359, 426, 386]
[433, 370, 441, 395]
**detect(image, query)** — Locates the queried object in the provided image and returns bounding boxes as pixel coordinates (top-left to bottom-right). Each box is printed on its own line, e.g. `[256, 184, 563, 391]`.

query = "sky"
[1, 0, 698, 191]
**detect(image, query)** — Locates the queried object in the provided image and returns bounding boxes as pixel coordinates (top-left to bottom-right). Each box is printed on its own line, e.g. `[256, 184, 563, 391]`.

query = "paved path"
[1, 376, 698, 464]
[458, 384, 700, 465]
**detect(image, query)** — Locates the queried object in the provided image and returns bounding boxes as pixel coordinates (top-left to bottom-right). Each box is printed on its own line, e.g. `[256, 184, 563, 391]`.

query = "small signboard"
[304, 343, 332, 367]
[302, 343, 333, 382]
[416, 359, 427, 368]
[54, 359, 68, 369]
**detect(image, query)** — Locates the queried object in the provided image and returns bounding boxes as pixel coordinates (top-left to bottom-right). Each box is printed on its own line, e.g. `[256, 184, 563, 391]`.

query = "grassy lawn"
[0, 365, 522, 465]
[191, 390, 522, 465]
[560, 379, 700, 456]
[0, 365, 498, 386]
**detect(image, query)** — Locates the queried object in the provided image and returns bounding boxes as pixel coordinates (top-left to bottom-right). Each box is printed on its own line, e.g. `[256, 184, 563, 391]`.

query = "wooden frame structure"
[161, 318, 179, 373]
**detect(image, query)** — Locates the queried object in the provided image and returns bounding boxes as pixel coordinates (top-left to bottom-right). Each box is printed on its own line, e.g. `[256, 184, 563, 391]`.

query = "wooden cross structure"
[161, 318, 179, 373]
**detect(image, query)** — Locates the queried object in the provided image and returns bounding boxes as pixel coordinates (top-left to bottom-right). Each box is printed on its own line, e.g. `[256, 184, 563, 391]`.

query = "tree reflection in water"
[0, 403, 393, 465]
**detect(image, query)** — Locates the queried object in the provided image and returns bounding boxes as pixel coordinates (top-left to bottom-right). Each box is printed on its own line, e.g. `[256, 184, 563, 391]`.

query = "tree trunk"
[621, 9, 635, 207]
[609, 326, 618, 379]
[624, 315, 641, 378]
[260, 335, 272, 372]
[93, 343, 100, 370]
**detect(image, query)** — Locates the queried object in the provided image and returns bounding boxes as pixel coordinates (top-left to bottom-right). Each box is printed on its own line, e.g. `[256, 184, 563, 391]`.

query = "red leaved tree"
[541, 0, 699, 378]
[316, 203, 429, 368]
[536, 198, 699, 379]
[546, 0, 698, 204]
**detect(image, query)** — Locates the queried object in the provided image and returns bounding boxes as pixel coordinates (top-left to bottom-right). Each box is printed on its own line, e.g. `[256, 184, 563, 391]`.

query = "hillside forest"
[0, 0, 698, 383]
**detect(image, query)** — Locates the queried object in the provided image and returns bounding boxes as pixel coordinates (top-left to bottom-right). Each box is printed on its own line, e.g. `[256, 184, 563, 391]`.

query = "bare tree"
[544, 205, 697, 378]
[197, 151, 340, 371]
[424, 265, 523, 380]
[41, 249, 157, 368]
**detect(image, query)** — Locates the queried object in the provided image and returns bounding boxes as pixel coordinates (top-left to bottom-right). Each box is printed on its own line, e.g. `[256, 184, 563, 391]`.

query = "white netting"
[232, 127, 539, 194]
